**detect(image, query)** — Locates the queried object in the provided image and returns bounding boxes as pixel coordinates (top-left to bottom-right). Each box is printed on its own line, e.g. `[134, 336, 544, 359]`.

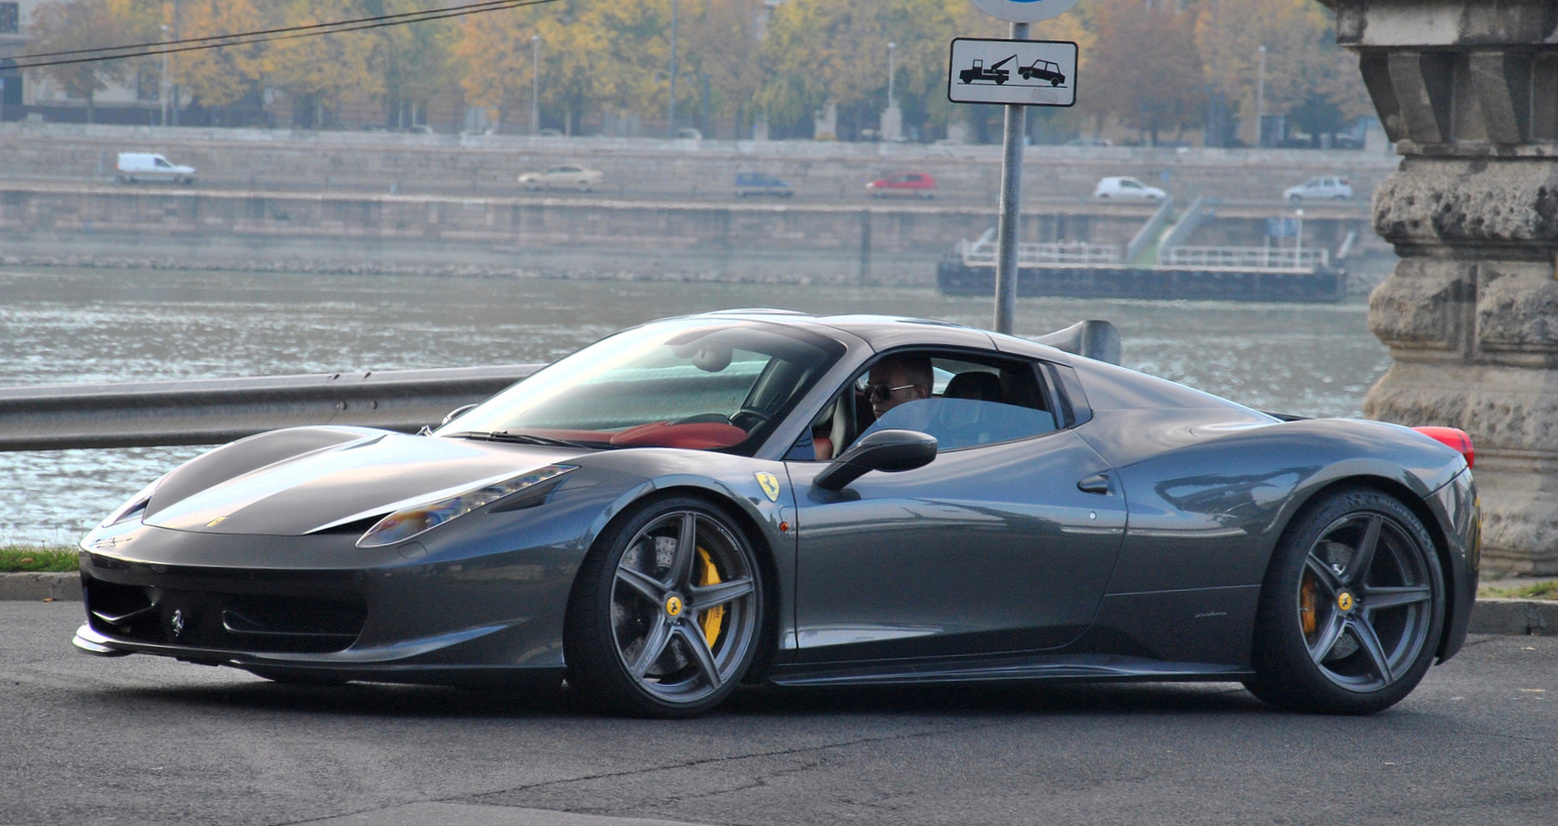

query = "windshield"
[436, 318, 844, 454]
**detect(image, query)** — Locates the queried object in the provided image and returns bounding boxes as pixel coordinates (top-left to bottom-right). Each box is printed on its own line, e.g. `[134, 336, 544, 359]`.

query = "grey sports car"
[75, 311, 1479, 717]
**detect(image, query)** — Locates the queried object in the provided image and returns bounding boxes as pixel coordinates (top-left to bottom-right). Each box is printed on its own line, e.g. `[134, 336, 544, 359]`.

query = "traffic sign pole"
[994, 22, 1028, 336]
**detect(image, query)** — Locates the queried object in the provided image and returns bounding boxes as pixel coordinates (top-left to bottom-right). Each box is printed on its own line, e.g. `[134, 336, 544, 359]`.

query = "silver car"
[1284, 176, 1354, 201]
[518, 165, 603, 192]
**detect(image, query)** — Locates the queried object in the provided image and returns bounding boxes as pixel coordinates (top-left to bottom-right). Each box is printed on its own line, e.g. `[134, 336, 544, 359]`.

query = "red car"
[866, 171, 937, 199]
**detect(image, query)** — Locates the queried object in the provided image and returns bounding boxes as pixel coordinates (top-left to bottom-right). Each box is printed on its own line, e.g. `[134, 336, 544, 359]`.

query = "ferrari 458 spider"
[75, 311, 1479, 717]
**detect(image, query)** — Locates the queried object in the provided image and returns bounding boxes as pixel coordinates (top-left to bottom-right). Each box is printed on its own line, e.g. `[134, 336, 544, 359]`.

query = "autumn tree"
[265, 2, 382, 128]
[1083, 0, 1205, 145]
[27, 0, 160, 122]
[675, 0, 767, 136]
[369, 0, 458, 128]
[759, 0, 967, 139]
[455, 0, 602, 133]
[169, 0, 268, 122]
[1194, 0, 1371, 145]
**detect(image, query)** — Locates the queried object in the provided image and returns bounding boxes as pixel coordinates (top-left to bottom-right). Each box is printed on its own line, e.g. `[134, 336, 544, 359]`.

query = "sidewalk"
[6, 572, 1552, 635]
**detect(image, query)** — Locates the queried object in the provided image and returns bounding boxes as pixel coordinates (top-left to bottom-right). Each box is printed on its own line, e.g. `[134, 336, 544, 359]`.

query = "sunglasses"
[863, 382, 918, 402]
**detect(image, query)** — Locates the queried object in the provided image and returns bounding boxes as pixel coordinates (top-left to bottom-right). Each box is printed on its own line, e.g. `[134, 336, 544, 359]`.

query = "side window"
[788, 351, 1061, 461]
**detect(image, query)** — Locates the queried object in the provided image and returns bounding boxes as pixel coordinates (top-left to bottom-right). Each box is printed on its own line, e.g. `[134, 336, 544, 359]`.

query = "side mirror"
[815, 429, 937, 491]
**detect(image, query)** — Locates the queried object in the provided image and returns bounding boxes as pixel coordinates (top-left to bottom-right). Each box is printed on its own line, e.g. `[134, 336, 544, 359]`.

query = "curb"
[1466, 597, 1555, 636]
[3, 573, 1555, 636]
[0, 572, 82, 602]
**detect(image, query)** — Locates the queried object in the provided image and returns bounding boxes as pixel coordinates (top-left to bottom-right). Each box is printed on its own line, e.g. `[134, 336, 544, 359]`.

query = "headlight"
[100, 476, 164, 528]
[81, 476, 165, 551]
[356, 465, 575, 548]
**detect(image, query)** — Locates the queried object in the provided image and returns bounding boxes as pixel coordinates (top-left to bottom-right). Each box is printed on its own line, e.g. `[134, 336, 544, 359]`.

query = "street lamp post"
[530, 35, 541, 135]
[160, 24, 170, 127]
[668, 0, 678, 138]
[1255, 44, 1268, 147]
[887, 42, 896, 110]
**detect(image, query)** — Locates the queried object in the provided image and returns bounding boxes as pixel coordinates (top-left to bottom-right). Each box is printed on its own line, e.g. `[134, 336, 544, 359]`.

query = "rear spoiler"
[1035, 320, 1121, 365]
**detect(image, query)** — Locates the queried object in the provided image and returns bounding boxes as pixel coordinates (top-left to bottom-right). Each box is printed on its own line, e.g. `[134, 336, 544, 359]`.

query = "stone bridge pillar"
[1320, 1, 1558, 575]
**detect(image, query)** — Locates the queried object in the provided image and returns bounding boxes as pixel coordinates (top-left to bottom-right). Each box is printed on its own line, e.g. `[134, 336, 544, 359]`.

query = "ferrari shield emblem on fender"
[754, 472, 781, 502]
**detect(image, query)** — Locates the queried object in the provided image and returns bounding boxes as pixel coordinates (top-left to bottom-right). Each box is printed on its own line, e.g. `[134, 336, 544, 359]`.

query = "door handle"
[1077, 472, 1112, 495]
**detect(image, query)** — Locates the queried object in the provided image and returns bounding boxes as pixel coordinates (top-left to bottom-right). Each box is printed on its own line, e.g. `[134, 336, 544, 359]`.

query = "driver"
[864, 353, 933, 418]
[811, 353, 933, 462]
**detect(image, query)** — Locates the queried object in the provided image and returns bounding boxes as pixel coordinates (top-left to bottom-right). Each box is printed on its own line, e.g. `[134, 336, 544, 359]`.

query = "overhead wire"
[0, 0, 558, 70]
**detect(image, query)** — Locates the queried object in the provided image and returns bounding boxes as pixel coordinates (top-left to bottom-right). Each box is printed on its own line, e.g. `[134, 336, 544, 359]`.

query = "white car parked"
[518, 165, 604, 192]
[116, 152, 196, 184]
[1093, 176, 1165, 200]
[1284, 176, 1354, 201]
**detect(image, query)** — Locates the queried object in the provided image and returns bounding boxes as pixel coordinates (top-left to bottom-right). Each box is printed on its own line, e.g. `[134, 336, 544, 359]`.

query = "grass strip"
[0, 546, 78, 573]
[1479, 580, 1558, 601]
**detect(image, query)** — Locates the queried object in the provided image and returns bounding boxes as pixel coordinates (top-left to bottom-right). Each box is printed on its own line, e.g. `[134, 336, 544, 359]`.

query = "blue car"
[735, 172, 793, 198]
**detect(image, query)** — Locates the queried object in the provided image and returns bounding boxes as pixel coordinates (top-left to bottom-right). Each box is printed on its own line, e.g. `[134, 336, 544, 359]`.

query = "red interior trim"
[609, 421, 749, 450]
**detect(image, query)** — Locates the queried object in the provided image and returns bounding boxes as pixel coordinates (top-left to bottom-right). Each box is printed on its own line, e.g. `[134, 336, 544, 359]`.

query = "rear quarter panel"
[1087, 415, 1466, 594]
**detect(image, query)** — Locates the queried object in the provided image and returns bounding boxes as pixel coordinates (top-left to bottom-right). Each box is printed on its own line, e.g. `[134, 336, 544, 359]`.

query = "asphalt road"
[1, 173, 1371, 216]
[4, 601, 1554, 826]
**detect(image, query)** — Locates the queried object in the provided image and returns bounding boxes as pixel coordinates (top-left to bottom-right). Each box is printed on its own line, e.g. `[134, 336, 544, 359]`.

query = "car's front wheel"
[1246, 487, 1444, 714]
[565, 496, 765, 717]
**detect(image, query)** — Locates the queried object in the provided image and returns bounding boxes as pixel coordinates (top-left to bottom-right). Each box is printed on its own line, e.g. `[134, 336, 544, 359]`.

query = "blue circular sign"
[968, 0, 1082, 23]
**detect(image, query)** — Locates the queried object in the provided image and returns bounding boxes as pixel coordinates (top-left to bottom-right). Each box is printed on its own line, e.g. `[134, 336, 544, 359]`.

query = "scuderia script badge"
[754, 472, 782, 502]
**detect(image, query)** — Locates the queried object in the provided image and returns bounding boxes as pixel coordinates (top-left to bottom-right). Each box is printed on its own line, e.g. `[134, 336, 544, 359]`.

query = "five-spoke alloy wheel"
[1248, 487, 1445, 714]
[565, 496, 765, 716]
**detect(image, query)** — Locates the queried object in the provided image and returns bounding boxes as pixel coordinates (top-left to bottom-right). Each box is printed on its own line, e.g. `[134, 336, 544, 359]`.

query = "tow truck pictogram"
[959, 55, 1016, 85]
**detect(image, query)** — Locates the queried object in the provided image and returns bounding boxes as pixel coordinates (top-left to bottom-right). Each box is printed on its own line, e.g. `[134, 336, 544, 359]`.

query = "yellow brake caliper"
[1300, 574, 1318, 636]
[696, 547, 725, 648]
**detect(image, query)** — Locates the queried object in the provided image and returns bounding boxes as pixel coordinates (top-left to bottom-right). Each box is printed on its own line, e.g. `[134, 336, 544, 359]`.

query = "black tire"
[564, 496, 765, 717]
[1247, 487, 1444, 714]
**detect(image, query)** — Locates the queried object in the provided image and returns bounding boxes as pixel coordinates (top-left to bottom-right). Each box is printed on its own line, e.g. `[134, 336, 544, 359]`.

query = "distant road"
[0, 173, 1371, 218]
[4, 600, 1553, 826]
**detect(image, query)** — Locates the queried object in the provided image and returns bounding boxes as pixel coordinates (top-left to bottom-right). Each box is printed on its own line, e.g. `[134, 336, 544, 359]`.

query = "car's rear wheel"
[1247, 487, 1444, 714]
[565, 496, 765, 717]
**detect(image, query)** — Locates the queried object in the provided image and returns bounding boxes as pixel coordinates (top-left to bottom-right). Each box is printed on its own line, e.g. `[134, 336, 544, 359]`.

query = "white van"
[116, 153, 196, 184]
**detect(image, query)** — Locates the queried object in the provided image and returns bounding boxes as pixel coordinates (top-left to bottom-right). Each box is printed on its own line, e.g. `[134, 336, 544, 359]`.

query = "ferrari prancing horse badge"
[754, 472, 781, 502]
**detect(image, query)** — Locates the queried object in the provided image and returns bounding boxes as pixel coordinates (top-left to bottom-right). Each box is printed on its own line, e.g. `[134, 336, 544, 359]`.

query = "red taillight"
[1413, 426, 1474, 468]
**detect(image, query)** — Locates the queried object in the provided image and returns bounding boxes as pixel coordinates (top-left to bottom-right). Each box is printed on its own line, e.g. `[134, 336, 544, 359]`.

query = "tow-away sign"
[947, 38, 1077, 107]
[968, 0, 1083, 23]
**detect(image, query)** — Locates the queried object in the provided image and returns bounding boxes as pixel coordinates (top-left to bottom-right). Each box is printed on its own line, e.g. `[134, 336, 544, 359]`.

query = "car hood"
[143, 428, 592, 536]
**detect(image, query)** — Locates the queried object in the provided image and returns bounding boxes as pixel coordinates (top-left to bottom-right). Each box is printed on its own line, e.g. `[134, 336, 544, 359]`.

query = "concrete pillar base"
[1321, 0, 1558, 574]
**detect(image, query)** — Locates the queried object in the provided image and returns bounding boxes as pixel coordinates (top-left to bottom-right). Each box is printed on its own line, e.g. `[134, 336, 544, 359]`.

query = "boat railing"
[959, 234, 1123, 267]
[1161, 246, 1330, 272]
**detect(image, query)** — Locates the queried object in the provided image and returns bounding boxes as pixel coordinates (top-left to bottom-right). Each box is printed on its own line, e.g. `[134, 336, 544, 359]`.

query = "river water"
[0, 267, 1389, 545]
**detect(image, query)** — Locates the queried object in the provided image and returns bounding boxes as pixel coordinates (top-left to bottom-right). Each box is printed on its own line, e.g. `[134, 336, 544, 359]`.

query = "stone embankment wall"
[0, 185, 1165, 285]
[0, 124, 1389, 284]
[0, 123, 1400, 203]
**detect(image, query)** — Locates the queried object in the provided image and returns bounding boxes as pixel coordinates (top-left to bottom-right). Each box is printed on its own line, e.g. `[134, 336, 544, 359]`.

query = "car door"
[783, 354, 1127, 663]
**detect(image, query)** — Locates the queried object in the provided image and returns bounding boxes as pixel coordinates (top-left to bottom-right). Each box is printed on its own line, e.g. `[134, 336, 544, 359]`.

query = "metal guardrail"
[0, 364, 543, 452]
[1160, 245, 1330, 272]
[0, 322, 1124, 453]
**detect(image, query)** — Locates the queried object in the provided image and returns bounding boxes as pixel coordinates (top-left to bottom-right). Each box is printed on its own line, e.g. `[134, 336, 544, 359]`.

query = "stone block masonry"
[1324, 0, 1558, 575]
